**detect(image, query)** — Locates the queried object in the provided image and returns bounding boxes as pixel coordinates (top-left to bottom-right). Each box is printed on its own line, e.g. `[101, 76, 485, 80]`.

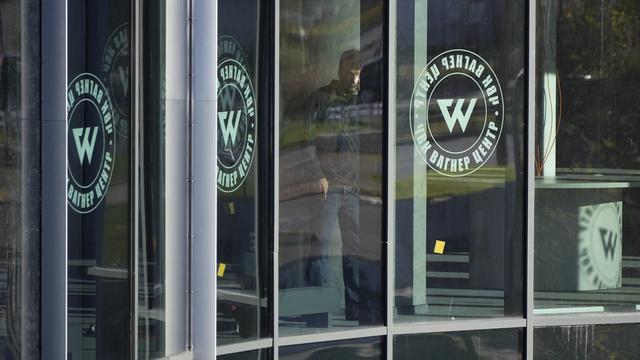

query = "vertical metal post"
[164, 0, 190, 355]
[191, 0, 217, 358]
[132, 0, 143, 357]
[273, 0, 280, 357]
[387, 0, 397, 358]
[41, 0, 67, 358]
[540, 1, 556, 177]
[526, 0, 537, 359]
[412, 0, 428, 309]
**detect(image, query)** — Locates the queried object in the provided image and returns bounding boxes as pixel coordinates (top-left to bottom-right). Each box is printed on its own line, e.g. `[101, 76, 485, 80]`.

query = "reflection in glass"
[138, 0, 167, 357]
[278, 0, 384, 334]
[394, 0, 526, 322]
[395, 329, 523, 360]
[0, 0, 40, 358]
[280, 337, 383, 360]
[217, 0, 270, 345]
[67, 0, 131, 358]
[534, 324, 640, 359]
[218, 349, 271, 360]
[534, 0, 640, 315]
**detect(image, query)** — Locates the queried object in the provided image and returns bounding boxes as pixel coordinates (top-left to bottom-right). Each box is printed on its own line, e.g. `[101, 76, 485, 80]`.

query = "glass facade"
[217, 0, 270, 345]
[280, 337, 383, 360]
[534, 324, 640, 359]
[394, 0, 525, 323]
[394, 328, 523, 359]
[278, 0, 384, 334]
[219, 349, 272, 360]
[534, 0, 640, 316]
[67, 1, 132, 358]
[3, 0, 640, 359]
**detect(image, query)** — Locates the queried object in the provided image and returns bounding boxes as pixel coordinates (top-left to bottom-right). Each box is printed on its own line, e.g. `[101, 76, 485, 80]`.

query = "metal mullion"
[191, 0, 217, 357]
[132, 0, 142, 357]
[391, 318, 527, 336]
[163, 0, 189, 354]
[217, 339, 274, 356]
[41, 0, 68, 358]
[277, 327, 388, 348]
[386, 0, 397, 358]
[531, 314, 640, 328]
[273, 0, 280, 358]
[525, 0, 537, 359]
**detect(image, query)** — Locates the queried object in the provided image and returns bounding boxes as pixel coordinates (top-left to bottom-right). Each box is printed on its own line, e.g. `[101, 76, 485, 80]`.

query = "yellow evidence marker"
[434, 240, 446, 255]
[217, 263, 226, 277]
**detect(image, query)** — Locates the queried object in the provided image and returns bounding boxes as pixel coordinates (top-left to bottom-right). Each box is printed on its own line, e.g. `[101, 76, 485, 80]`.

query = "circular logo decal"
[218, 35, 249, 65]
[579, 201, 623, 290]
[102, 23, 129, 138]
[216, 58, 256, 193]
[67, 73, 116, 213]
[410, 49, 504, 177]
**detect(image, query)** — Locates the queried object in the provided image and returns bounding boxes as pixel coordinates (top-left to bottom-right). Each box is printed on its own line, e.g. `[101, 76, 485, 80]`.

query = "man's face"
[339, 67, 361, 94]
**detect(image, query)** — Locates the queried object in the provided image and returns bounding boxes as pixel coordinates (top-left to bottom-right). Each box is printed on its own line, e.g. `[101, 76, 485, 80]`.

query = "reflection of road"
[395, 137, 513, 177]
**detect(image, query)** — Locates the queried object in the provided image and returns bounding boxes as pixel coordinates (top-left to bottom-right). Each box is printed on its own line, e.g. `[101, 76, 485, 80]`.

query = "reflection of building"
[3, 0, 640, 359]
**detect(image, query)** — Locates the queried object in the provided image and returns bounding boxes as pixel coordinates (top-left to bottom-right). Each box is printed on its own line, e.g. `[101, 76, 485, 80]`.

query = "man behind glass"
[305, 49, 362, 322]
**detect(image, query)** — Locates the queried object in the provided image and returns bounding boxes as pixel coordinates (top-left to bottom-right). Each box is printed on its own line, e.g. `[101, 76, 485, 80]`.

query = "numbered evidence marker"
[67, 73, 116, 214]
[434, 240, 446, 255]
[217, 263, 227, 278]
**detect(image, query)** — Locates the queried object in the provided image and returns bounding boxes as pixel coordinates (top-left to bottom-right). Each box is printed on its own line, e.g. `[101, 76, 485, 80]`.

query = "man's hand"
[318, 178, 329, 200]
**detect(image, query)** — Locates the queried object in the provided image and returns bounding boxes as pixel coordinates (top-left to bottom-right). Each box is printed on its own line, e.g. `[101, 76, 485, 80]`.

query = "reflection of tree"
[559, 0, 640, 76]
[548, 0, 640, 170]
[394, 331, 521, 360]
[281, 341, 382, 360]
[535, 325, 640, 359]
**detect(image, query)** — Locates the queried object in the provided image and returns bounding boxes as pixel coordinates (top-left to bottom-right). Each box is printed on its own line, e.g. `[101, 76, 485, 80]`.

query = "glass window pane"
[535, 324, 640, 359]
[138, 0, 168, 358]
[278, 0, 385, 334]
[394, 0, 526, 322]
[67, 0, 131, 358]
[218, 349, 272, 360]
[217, 0, 270, 345]
[534, 0, 640, 315]
[0, 0, 40, 358]
[394, 329, 523, 360]
[280, 337, 383, 360]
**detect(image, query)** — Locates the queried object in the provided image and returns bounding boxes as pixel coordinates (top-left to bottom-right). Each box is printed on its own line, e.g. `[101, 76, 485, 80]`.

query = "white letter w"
[437, 98, 477, 133]
[218, 110, 242, 148]
[72, 127, 99, 165]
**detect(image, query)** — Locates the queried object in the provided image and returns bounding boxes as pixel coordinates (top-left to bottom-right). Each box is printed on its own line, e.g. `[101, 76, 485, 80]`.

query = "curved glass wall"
[278, 0, 385, 335]
[67, 1, 132, 358]
[218, 349, 271, 360]
[217, 0, 271, 346]
[394, 328, 523, 359]
[15, 0, 640, 358]
[280, 337, 383, 360]
[393, 0, 526, 322]
[534, 324, 640, 359]
[534, 0, 640, 315]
